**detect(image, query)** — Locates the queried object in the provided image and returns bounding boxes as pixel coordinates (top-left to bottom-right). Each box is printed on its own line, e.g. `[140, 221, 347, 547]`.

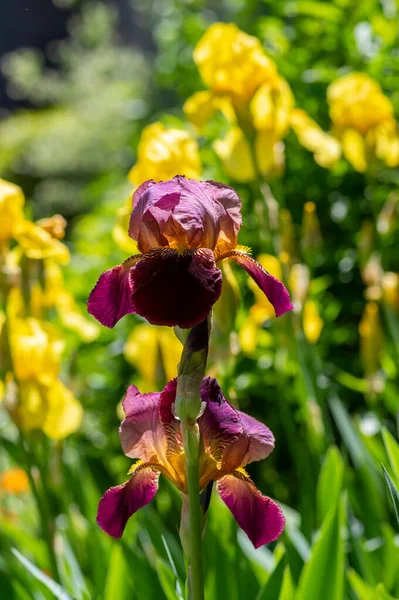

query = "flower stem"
[175, 317, 211, 600]
[182, 422, 204, 600]
[21, 435, 61, 583]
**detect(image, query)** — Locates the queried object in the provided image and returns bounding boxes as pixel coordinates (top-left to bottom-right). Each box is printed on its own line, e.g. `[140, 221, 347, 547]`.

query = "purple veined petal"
[198, 377, 242, 464]
[129, 248, 223, 329]
[132, 179, 157, 209]
[159, 379, 183, 457]
[219, 250, 293, 317]
[222, 411, 275, 470]
[130, 179, 180, 252]
[129, 176, 242, 254]
[97, 464, 160, 538]
[216, 472, 285, 549]
[120, 386, 165, 462]
[87, 256, 141, 327]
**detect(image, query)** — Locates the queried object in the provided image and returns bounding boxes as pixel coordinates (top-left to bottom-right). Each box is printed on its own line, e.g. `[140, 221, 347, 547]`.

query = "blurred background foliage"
[1, 0, 399, 598]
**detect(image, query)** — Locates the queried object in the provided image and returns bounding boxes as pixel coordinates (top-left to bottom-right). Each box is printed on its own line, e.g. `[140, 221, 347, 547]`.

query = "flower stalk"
[175, 317, 211, 600]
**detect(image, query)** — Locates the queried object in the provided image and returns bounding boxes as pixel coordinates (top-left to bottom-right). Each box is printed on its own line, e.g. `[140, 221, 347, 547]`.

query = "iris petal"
[220, 251, 293, 317]
[130, 248, 222, 328]
[222, 411, 275, 470]
[97, 463, 159, 538]
[217, 471, 285, 548]
[120, 386, 165, 462]
[198, 377, 242, 464]
[87, 257, 140, 327]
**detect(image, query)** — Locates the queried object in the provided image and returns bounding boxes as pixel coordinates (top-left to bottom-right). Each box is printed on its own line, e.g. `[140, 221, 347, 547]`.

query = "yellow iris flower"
[327, 73, 399, 172]
[124, 323, 182, 392]
[0, 179, 25, 243]
[128, 122, 202, 185]
[185, 23, 339, 179]
[193, 23, 278, 101]
[8, 317, 83, 439]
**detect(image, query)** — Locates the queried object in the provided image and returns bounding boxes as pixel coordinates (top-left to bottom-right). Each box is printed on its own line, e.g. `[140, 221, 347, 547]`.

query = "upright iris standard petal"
[129, 176, 242, 254]
[97, 464, 160, 538]
[120, 386, 165, 461]
[217, 472, 285, 548]
[222, 411, 275, 470]
[87, 257, 140, 327]
[198, 377, 242, 463]
[129, 248, 223, 328]
[220, 250, 293, 317]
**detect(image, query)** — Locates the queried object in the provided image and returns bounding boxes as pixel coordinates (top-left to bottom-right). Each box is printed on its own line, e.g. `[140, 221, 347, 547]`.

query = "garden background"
[1, 0, 399, 598]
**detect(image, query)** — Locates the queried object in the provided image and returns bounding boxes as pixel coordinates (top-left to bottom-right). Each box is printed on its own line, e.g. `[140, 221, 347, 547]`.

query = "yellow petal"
[10, 318, 64, 382]
[328, 73, 394, 135]
[157, 328, 182, 381]
[255, 131, 285, 177]
[374, 121, 399, 167]
[303, 300, 324, 344]
[214, 127, 255, 182]
[124, 324, 158, 390]
[290, 109, 341, 168]
[36, 214, 67, 240]
[17, 380, 48, 431]
[239, 317, 259, 354]
[0, 179, 25, 242]
[55, 290, 100, 342]
[193, 23, 277, 100]
[251, 78, 294, 136]
[183, 90, 217, 130]
[341, 128, 367, 172]
[128, 122, 201, 185]
[41, 379, 83, 439]
[14, 220, 70, 264]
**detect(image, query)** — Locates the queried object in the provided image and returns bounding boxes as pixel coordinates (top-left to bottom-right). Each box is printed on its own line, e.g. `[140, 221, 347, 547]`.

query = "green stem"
[182, 422, 204, 600]
[21, 435, 61, 583]
[175, 318, 210, 600]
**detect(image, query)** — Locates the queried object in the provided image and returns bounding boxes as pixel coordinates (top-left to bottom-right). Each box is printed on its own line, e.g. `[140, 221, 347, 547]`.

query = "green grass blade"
[11, 548, 73, 600]
[382, 465, 399, 526]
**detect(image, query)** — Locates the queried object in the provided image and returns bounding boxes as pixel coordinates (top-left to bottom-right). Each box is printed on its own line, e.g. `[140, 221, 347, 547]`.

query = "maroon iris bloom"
[88, 176, 293, 329]
[97, 377, 285, 548]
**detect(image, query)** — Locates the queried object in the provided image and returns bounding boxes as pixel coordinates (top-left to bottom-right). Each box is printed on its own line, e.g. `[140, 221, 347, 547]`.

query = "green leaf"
[155, 557, 182, 600]
[161, 536, 184, 600]
[256, 554, 285, 600]
[279, 566, 296, 600]
[295, 495, 345, 600]
[104, 544, 131, 600]
[382, 429, 399, 482]
[348, 568, 376, 600]
[382, 465, 399, 526]
[317, 446, 344, 524]
[11, 548, 73, 600]
[57, 534, 90, 600]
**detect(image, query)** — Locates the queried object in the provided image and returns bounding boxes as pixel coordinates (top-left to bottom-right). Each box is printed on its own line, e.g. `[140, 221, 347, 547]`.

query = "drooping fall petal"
[217, 472, 285, 548]
[222, 411, 275, 470]
[221, 251, 293, 317]
[129, 248, 222, 328]
[87, 257, 140, 328]
[97, 464, 160, 538]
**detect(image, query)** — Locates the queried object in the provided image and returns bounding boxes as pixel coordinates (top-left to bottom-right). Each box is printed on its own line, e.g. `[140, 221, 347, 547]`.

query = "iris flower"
[88, 176, 292, 329]
[97, 377, 285, 548]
